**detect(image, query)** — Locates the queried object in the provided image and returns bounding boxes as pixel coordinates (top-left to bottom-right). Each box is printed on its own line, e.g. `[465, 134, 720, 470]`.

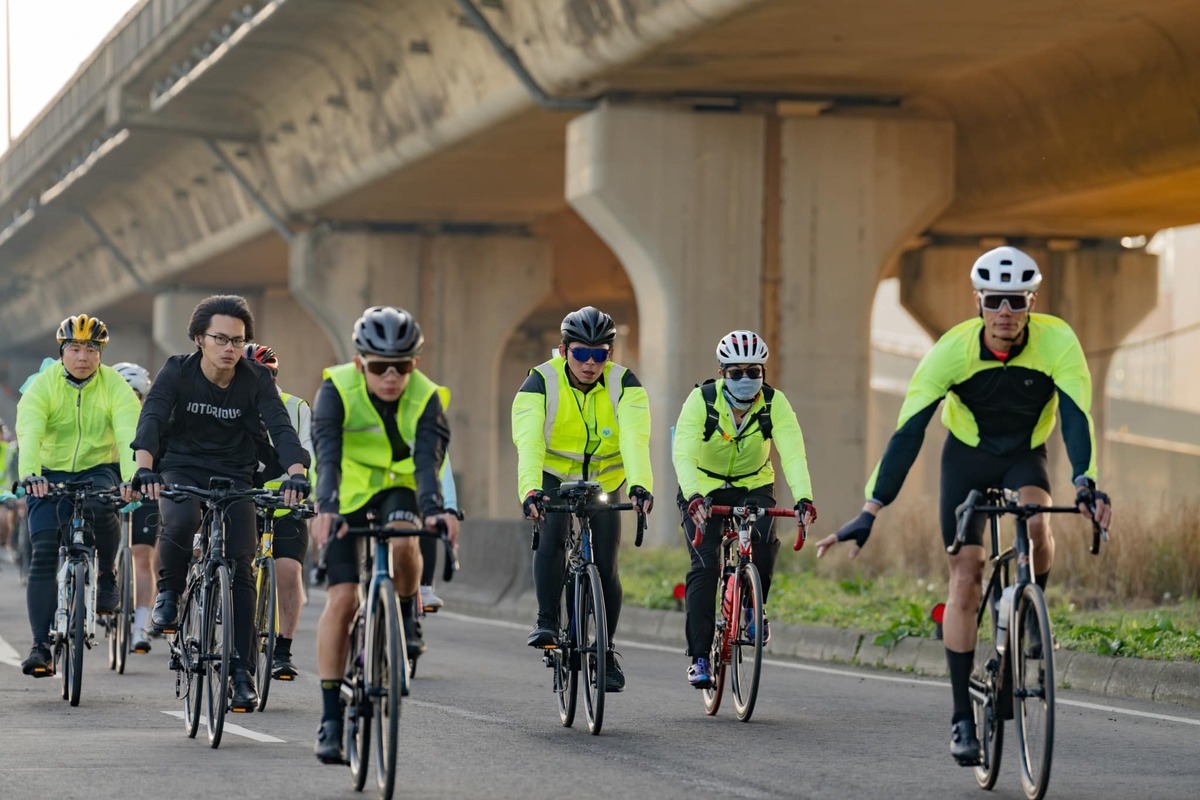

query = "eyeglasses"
[723, 366, 763, 380]
[363, 358, 414, 376]
[203, 332, 248, 348]
[568, 346, 610, 364]
[980, 293, 1031, 312]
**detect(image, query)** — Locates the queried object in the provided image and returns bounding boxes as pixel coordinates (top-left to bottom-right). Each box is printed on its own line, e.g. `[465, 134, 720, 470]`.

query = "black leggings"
[420, 534, 437, 585]
[533, 476, 623, 641]
[680, 485, 780, 658]
[156, 468, 257, 672]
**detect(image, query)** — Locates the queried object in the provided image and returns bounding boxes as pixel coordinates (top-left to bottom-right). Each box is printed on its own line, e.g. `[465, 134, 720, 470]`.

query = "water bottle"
[721, 571, 736, 619]
[995, 586, 1015, 654]
[191, 532, 202, 559]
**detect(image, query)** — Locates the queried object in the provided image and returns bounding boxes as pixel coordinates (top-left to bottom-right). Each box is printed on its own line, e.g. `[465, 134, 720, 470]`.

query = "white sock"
[134, 606, 149, 633]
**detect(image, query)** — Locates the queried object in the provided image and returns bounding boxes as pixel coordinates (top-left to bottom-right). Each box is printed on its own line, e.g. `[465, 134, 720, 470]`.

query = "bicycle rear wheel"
[115, 546, 133, 674]
[368, 578, 402, 800]
[553, 576, 577, 728]
[578, 563, 607, 735]
[204, 565, 234, 748]
[178, 584, 203, 738]
[254, 557, 277, 711]
[67, 564, 86, 707]
[730, 562, 764, 721]
[703, 573, 732, 717]
[1013, 585, 1055, 800]
[346, 615, 370, 793]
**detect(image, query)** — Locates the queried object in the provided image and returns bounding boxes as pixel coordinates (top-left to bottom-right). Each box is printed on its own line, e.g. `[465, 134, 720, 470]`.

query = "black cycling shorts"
[939, 434, 1051, 550]
[258, 511, 309, 563]
[129, 501, 161, 547]
[325, 488, 419, 588]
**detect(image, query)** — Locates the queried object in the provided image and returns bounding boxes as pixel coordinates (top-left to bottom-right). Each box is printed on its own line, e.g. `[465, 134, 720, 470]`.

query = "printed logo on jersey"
[185, 402, 242, 420]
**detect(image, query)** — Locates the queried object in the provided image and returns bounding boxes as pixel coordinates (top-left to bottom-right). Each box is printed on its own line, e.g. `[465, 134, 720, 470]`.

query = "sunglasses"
[363, 358, 414, 376]
[980, 293, 1031, 312]
[568, 346, 610, 364]
[723, 366, 763, 380]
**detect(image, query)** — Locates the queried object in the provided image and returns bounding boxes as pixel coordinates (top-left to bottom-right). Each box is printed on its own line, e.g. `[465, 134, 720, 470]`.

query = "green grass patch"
[623, 547, 1200, 660]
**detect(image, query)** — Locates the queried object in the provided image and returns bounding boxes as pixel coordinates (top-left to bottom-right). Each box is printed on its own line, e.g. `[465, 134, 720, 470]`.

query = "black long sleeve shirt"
[311, 378, 449, 516]
[132, 352, 309, 484]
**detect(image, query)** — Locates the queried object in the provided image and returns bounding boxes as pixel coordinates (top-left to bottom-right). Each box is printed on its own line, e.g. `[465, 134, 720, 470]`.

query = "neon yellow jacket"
[511, 356, 652, 499]
[16, 362, 140, 480]
[673, 380, 814, 501]
[326, 363, 449, 513]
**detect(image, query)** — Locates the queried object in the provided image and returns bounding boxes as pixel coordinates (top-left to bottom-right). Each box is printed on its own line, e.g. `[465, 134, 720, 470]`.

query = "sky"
[1, 0, 141, 149]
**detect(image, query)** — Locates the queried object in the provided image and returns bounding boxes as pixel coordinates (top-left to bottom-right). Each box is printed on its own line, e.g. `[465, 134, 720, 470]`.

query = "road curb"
[441, 587, 1200, 711]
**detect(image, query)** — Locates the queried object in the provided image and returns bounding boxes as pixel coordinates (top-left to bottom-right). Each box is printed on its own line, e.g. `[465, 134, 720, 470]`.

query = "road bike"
[252, 496, 315, 711]
[104, 503, 137, 674]
[951, 487, 1105, 800]
[533, 480, 644, 735]
[315, 512, 456, 800]
[694, 499, 806, 721]
[161, 479, 277, 749]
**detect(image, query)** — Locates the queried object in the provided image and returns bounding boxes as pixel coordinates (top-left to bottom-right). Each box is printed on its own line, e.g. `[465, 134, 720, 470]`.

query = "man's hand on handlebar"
[795, 498, 818, 526]
[629, 485, 654, 516]
[22, 475, 48, 499]
[311, 511, 348, 550]
[280, 472, 310, 508]
[1073, 477, 1113, 532]
[522, 490, 549, 521]
[425, 510, 460, 545]
[685, 493, 709, 528]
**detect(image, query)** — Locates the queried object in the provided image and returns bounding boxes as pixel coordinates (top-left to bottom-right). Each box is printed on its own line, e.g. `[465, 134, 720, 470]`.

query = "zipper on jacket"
[71, 384, 84, 471]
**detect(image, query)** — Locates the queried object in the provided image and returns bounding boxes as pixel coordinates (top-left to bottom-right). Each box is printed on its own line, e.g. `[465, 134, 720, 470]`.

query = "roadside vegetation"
[623, 498, 1200, 661]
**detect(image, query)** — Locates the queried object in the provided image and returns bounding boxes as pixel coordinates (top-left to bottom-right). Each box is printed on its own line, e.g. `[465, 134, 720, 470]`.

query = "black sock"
[275, 636, 292, 658]
[1035, 571, 1050, 591]
[321, 680, 342, 722]
[946, 649, 975, 724]
[399, 596, 414, 620]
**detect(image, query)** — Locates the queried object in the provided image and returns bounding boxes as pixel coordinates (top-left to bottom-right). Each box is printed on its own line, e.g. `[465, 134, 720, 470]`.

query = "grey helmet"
[352, 306, 424, 357]
[560, 306, 616, 346]
[112, 362, 152, 396]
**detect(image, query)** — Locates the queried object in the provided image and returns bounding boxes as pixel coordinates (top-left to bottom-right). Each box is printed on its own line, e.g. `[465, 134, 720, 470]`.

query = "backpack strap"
[698, 380, 720, 442]
[756, 385, 775, 441]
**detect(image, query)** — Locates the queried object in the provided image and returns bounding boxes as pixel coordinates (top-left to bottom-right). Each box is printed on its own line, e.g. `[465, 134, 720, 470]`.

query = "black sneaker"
[403, 616, 425, 661]
[527, 615, 557, 648]
[951, 719, 983, 766]
[151, 590, 179, 633]
[21, 643, 53, 678]
[96, 572, 118, 615]
[229, 667, 259, 712]
[271, 653, 299, 681]
[604, 650, 625, 693]
[315, 719, 345, 764]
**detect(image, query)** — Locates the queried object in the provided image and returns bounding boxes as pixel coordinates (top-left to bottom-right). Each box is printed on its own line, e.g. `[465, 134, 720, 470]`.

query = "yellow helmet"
[56, 314, 110, 348]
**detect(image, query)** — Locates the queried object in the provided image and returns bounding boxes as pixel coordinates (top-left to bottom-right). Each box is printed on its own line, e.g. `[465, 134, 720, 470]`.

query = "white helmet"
[112, 362, 151, 396]
[970, 246, 1042, 293]
[716, 330, 769, 365]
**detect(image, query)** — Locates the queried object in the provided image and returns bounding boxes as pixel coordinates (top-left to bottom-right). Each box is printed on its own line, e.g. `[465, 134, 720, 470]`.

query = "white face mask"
[724, 377, 763, 404]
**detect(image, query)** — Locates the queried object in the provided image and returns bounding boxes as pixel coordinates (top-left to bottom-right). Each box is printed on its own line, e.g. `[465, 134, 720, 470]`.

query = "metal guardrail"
[0, 0, 209, 205]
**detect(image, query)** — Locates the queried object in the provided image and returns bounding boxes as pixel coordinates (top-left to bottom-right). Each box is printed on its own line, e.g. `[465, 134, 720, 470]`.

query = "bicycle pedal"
[421, 605, 439, 613]
[540, 643, 558, 650]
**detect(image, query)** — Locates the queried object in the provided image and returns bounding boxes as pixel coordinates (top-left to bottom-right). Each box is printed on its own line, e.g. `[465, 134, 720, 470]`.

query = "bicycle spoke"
[1014, 586, 1055, 800]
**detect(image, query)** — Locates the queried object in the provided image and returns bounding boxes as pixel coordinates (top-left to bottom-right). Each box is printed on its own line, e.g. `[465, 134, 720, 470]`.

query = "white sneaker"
[420, 584, 444, 612]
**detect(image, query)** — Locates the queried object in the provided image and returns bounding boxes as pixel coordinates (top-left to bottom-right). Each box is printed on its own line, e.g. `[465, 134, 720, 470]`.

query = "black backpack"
[698, 379, 774, 443]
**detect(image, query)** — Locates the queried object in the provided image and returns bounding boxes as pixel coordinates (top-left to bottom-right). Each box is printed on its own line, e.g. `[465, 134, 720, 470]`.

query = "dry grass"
[798, 495, 1200, 607]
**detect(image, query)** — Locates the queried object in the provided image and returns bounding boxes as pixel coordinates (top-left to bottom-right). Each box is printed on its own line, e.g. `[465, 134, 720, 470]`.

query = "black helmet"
[560, 306, 616, 346]
[352, 306, 424, 357]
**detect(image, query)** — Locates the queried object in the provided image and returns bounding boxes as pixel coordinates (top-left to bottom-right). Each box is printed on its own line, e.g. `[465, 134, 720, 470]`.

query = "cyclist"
[125, 295, 310, 713]
[15, 314, 141, 677]
[816, 246, 1113, 766]
[673, 330, 817, 688]
[112, 362, 161, 653]
[244, 342, 313, 679]
[512, 305, 653, 693]
[310, 306, 457, 764]
[0, 419, 12, 553]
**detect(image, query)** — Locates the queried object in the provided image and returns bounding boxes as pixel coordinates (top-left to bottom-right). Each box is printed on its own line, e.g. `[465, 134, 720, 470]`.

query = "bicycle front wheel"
[553, 575, 577, 728]
[204, 565, 234, 748]
[179, 584, 203, 738]
[578, 563, 608, 735]
[730, 562, 764, 721]
[254, 557, 277, 711]
[345, 615, 370, 793]
[368, 578, 402, 800]
[115, 546, 133, 674]
[1013, 584, 1055, 800]
[67, 563, 87, 706]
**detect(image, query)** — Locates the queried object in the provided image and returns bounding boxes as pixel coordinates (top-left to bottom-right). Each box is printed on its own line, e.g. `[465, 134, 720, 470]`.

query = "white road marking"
[160, 710, 286, 742]
[0, 632, 25, 667]
[443, 610, 1200, 727]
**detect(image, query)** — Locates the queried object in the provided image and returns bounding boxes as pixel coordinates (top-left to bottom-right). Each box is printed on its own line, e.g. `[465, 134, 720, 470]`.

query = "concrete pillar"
[775, 117, 955, 520]
[258, 288, 338, 404]
[567, 106, 768, 544]
[289, 227, 552, 518]
[153, 288, 214, 356]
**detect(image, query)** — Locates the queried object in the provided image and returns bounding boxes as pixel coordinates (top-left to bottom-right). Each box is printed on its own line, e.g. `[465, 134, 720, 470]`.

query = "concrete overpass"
[0, 0, 1193, 533]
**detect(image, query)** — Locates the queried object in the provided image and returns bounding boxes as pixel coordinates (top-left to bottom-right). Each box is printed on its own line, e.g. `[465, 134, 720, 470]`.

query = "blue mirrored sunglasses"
[569, 346, 610, 364]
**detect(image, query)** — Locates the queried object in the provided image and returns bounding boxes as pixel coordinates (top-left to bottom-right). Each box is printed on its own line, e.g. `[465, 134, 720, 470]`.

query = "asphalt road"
[1, 561, 1197, 799]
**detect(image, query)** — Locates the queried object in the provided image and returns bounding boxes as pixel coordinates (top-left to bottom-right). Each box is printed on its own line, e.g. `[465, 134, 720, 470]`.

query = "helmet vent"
[1021, 269, 1036, 282]
[977, 268, 990, 281]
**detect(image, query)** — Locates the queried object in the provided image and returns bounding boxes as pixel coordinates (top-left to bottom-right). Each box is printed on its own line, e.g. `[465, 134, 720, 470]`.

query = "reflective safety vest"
[534, 357, 626, 488]
[264, 391, 312, 515]
[325, 363, 449, 514]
